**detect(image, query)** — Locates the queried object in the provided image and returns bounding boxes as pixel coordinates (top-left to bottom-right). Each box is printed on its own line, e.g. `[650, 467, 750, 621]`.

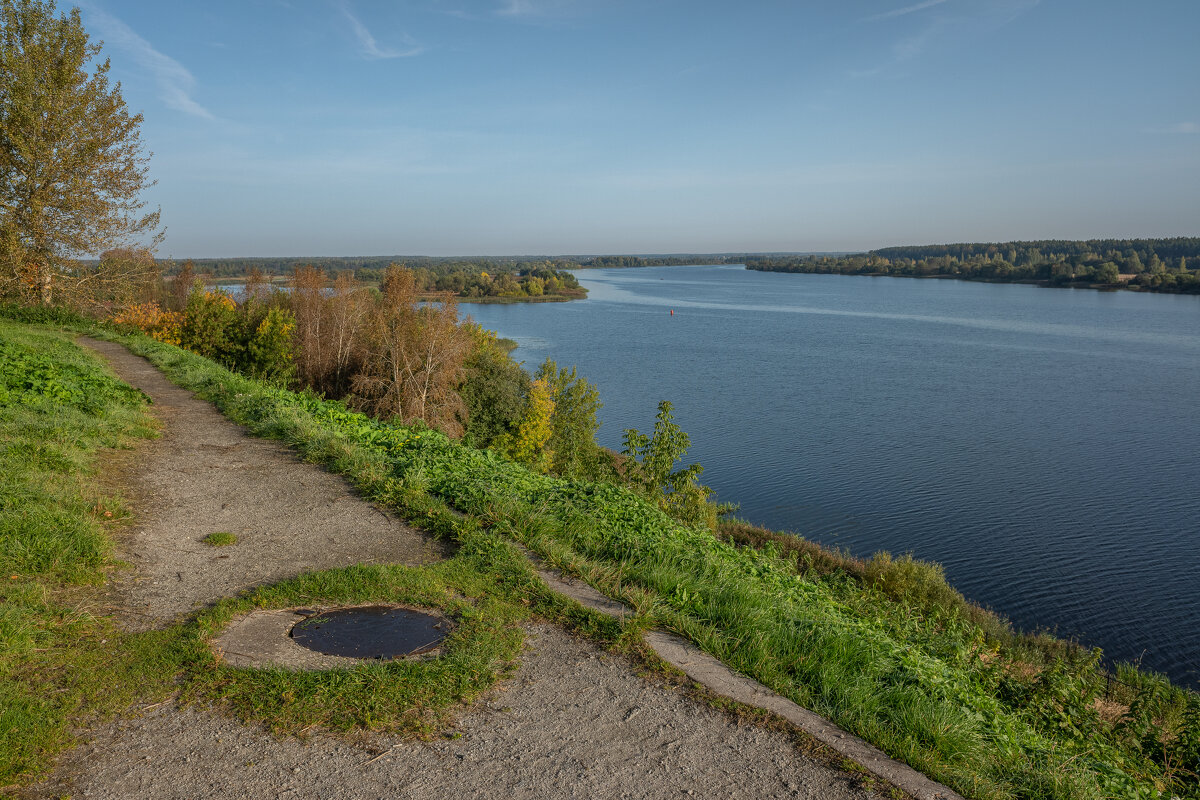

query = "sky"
[72, 0, 1200, 258]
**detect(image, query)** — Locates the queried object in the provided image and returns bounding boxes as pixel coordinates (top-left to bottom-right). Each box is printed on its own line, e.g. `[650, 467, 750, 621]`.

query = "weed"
[202, 532, 238, 547]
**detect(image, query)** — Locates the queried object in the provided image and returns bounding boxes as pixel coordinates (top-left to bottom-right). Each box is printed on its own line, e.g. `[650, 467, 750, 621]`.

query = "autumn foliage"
[351, 266, 471, 436]
[290, 266, 369, 398]
[111, 301, 181, 346]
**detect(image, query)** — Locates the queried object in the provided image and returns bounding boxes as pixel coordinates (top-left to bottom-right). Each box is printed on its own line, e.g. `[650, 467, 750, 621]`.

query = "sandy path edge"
[536, 567, 964, 800]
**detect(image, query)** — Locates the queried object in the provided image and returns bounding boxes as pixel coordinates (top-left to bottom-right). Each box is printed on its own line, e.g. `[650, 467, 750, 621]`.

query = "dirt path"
[28, 339, 881, 800]
[77, 337, 439, 629]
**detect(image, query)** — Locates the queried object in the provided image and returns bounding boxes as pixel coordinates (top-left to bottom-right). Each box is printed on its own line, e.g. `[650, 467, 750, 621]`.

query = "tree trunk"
[37, 261, 52, 305]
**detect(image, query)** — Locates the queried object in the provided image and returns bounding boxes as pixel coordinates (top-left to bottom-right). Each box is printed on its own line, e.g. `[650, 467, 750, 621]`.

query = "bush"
[240, 302, 295, 383]
[176, 284, 294, 383]
[535, 358, 605, 480]
[864, 552, 965, 612]
[621, 400, 718, 530]
[111, 302, 181, 346]
[460, 332, 530, 449]
[179, 285, 239, 363]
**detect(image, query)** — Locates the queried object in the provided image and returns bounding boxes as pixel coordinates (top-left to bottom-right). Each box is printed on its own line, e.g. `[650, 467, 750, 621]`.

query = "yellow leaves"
[507, 378, 555, 472]
[204, 291, 236, 311]
[256, 312, 296, 339]
[111, 301, 182, 346]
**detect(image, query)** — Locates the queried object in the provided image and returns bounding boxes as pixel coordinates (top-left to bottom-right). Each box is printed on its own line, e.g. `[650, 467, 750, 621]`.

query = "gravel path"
[25, 339, 881, 800]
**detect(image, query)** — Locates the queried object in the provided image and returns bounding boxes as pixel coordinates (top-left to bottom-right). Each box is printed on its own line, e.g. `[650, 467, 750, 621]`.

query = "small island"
[177, 256, 587, 303]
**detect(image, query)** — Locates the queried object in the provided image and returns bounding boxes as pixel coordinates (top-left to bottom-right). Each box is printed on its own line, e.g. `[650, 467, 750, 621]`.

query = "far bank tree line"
[389, 263, 585, 300]
[745, 237, 1200, 294]
[176, 258, 586, 302]
[166, 253, 745, 278]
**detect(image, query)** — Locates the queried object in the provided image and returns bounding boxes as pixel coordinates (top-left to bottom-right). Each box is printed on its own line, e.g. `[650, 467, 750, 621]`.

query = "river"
[463, 264, 1200, 687]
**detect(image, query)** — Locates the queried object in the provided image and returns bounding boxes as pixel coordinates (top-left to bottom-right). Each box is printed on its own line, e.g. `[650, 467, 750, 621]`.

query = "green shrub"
[621, 400, 717, 530]
[241, 303, 295, 383]
[178, 285, 294, 383]
[460, 334, 529, 448]
[864, 552, 964, 612]
[179, 285, 239, 364]
[536, 358, 605, 481]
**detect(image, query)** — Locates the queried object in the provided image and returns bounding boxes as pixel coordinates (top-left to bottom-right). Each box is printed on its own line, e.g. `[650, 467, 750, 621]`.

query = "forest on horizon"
[139, 236, 1200, 297]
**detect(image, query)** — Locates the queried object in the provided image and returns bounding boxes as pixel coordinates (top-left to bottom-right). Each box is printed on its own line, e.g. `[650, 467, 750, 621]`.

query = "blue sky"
[75, 0, 1199, 257]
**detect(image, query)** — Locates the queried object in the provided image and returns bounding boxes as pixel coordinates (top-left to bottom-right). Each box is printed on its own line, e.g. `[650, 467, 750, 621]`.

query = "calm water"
[464, 265, 1200, 687]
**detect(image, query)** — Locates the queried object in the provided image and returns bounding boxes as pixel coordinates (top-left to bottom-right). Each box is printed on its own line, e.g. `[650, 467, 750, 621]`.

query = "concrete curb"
[535, 566, 966, 800]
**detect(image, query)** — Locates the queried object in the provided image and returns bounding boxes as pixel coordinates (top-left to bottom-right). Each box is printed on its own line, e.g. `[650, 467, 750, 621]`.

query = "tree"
[81, 245, 158, 314]
[501, 377, 554, 472]
[535, 358, 602, 479]
[0, 0, 161, 305]
[353, 266, 472, 436]
[622, 400, 716, 529]
[460, 326, 530, 449]
[169, 259, 194, 310]
[1095, 262, 1120, 284]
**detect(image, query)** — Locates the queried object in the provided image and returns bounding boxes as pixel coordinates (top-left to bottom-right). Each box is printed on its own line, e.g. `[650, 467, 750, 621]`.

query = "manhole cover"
[290, 606, 450, 659]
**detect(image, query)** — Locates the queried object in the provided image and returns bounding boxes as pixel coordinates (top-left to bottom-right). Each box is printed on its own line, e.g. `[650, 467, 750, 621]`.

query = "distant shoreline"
[746, 267, 1197, 295]
[430, 292, 584, 305]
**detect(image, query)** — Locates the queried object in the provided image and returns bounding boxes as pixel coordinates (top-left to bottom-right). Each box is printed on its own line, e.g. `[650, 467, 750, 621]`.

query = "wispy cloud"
[496, 0, 535, 15]
[494, 0, 577, 20]
[866, 0, 953, 23]
[77, 2, 213, 119]
[1151, 121, 1200, 134]
[892, 18, 947, 61]
[341, 4, 424, 59]
[854, 0, 1040, 73]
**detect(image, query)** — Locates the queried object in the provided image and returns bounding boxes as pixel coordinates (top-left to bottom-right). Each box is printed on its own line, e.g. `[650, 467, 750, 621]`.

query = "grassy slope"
[4, 311, 1197, 799]
[80, 326, 1196, 800]
[0, 320, 180, 788]
[0, 318, 622, 792]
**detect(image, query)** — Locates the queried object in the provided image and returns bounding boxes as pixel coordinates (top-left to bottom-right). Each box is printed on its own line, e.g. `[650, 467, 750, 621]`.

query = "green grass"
[0, 319, 180, 789]
[81, 325, 1198, 800]
[7, 310, 1198, 799]
[202, 531, 238, 547]
[0, 313, 625, 792]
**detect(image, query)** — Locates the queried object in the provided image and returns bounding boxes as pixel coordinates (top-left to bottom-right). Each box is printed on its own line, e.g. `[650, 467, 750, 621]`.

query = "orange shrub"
[112, 301, 182, 346]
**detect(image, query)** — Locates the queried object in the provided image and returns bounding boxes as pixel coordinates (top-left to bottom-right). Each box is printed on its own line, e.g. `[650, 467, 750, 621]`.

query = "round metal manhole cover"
[289, 606, 450, 659]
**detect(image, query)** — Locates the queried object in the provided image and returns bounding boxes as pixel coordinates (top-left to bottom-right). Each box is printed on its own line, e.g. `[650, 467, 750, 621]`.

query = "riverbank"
[466, 264, 1200, 687]
[424, 291, 586, 304]
[744, 236, 1200, 295]
[2, 316, 888, 800]
[209, 280, 587, 304]
[6, 306, 1197, 798]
